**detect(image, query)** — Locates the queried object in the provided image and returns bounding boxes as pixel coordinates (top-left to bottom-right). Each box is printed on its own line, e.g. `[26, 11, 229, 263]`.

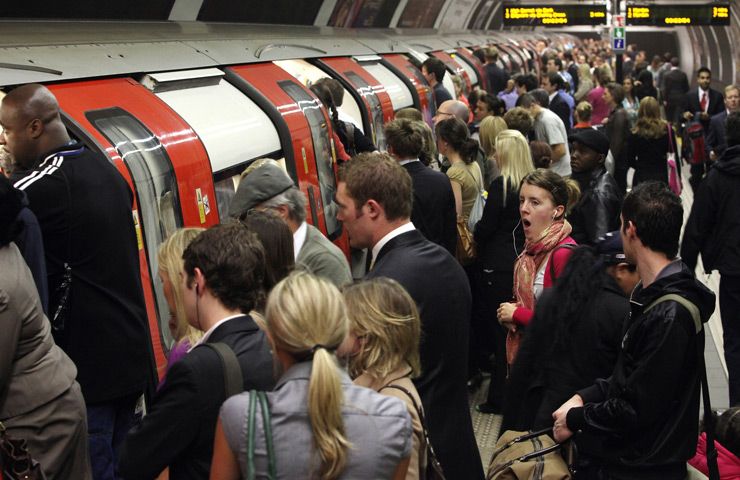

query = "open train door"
[48, 78, 219, 382]
[381, 53, 435, 127]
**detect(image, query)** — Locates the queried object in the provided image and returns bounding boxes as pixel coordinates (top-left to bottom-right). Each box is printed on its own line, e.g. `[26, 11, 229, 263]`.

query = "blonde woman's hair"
[495, 129, 535, 206]
[342, 278, 421, 381]
[575, 101, 592, 122]
[158, 228, 206, 347]
[266, 272, 351, 479]
[478, 115, 508, 158]
[632, 96, 667, 139]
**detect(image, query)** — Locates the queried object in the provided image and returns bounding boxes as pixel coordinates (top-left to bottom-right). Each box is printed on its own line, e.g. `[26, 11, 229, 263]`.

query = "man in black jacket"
[663, 57, 690, 125]
[1, 84, 154, 480]
[682, 111, 740, 407]
[706, 84, 739, 161]
[119, 223, 274, 479]
[484, 46, 509, 96]
[568, 129, 622, 245]
[553, 182, 716, 479]
[385, 118, 456, 255]
[336, 153, 484, 480]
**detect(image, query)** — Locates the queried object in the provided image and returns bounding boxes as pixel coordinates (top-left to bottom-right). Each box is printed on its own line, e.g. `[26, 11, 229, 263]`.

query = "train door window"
[142, 69, 283, 219]
[279, 80, 341, 240]
[449, 52, 479, 87]
[273, 59, 365, 134]
[87, 107, 183, 348]
[212, 157, 288, 220]
[343, 71, 386, 150]
[357, 61, 414, 112]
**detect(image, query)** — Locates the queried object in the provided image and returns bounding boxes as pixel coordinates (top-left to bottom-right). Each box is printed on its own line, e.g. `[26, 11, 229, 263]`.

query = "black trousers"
[689, 160, 711, 193]
[720, 275, 740, 406]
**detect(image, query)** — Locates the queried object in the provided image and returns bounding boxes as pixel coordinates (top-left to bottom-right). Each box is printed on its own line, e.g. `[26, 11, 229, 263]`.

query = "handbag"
[463, 165, 486, 232]
[486, 428, 573, 480]
[246, 390, 277, 480]
[666, 124, 682, 196]
[380, 384, 446, 480]
[684, 122, 707, 165]
[456, 216, 476, 266]
[0, 422, 45, 480]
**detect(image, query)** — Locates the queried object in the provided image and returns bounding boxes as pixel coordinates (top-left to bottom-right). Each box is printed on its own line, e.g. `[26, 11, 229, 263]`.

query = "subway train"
[0, 19, 728, 381]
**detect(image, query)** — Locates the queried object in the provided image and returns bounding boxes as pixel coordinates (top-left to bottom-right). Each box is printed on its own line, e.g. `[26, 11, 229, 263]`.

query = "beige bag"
[487, 428, 572, 480]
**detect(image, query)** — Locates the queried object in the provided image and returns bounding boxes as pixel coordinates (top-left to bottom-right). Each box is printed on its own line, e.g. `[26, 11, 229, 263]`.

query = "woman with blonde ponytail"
[211, 272, 412, 480]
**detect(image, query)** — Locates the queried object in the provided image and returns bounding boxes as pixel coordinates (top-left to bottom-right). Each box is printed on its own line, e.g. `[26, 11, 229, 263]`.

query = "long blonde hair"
[158, 228, 205, 347]
[343, 278, 421, 381]
[266, 272, 351, 479]
[478, 115, 508, 158]
[495, 129, 535, 205]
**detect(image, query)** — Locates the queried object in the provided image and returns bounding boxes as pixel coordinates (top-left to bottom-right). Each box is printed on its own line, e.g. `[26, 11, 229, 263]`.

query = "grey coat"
[296, 223, 352, 287]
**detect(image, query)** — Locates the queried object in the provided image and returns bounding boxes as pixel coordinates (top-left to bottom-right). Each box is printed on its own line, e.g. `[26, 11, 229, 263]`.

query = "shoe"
[476, 402, 502, 414]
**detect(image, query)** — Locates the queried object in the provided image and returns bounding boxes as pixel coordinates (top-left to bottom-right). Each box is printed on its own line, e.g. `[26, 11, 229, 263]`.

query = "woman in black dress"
[627, 96, 679, 187]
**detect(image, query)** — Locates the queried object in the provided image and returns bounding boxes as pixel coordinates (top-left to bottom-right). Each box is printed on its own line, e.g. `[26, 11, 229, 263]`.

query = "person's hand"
[634, 80, 642, 87]
[552, 394, 584, 443]
[700, 112, 709, 121]
[683, 111, 694, 120]
[497, 302, 517, 324]
[710, 151, 717, 161]
[601, 117, 609, 125]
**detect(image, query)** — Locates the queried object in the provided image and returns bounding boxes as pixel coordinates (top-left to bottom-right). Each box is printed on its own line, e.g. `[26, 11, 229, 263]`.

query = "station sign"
[626, 3, 730, 26]
[503, 3, 608, 26]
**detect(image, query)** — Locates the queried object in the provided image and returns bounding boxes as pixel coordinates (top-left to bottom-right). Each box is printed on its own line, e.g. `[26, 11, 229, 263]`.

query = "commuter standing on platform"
[682, 111, 740, 407]
[519, 90, 572, 177]
[553, 182, 716, 480]
[335, 152, 485, 480]
[0, 84, 153, 480]
[484, 46, 509, 96]
[663, 57, 690, 126]
[706, 85, 740, 161]
[422, 57, 452, 109]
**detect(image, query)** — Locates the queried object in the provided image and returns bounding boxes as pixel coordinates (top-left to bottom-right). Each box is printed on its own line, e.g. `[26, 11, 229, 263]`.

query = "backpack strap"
[643, 293, 701, 333]
[198, 343, 244, 398]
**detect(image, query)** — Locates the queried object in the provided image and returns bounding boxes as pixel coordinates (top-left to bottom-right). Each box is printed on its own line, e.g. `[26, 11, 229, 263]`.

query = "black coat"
[403, 161, 457, 256]
[706, 110, 729, 157]
[502, 276, 628, 433]
[626, 128, 678, 187]
[682, 144, 740, 276]
[474, 176, 522, 270]
[485, 63, 509, 96]
[367, 230, 485, 480]
[567, 263, 716, 479]
[119, 315, 275, 480]
[684, 88, 724, 127]
[569, 168, 622, 246]
[549, 93, 572, 133]
[433, 82, 452, 108]
[663, 68, 690, 123]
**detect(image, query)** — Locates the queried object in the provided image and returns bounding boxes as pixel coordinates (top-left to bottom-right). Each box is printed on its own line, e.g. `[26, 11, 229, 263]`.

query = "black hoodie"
[682, 144, 740, 276]
[566, 261, 716, 479]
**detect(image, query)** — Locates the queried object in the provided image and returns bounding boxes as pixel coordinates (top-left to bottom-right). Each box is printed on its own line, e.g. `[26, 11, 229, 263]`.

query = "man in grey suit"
[229, 162, 351, 287]
[336, 152, 484, 480]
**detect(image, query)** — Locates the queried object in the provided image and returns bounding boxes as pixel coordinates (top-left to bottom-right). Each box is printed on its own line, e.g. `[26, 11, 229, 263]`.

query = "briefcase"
[487, 428, 573, 480]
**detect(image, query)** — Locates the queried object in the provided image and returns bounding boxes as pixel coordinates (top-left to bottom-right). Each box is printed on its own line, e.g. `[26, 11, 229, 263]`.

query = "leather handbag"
[456, 216, 476, 266]
[487, 428, 573, 480]
[0, 422, 45, 480]
[246, 390, 276, 480]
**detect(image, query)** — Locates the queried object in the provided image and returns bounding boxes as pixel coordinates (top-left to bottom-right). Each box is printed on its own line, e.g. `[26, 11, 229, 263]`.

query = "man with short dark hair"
[385, 119, 456, 255]
[553, 182, 715, 479]
[682, 111, 740, 407]
[421, 57, 452, 108]
[514, 73, 538, 95]
[336, 153, 484, 480]
[542, 72, 572, 131]
[120, 223, 274, 480]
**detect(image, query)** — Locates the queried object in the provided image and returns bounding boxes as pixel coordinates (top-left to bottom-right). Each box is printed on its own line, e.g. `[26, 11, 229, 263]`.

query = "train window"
[343, 71, 386, 151]
[273, 59, 365, 134]
[212, 156, 286, 219]
[279, 80, 341, 240]
[87, 107, 183, 348]
[357, 62, 414, 112]
[449, 52, 479, 87]
[405, 64, 436, 119]
[149, 73, 282, 175]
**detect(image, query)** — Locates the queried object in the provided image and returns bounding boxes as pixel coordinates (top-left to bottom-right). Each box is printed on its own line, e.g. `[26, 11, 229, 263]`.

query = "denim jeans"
[87, 392, 142, 480]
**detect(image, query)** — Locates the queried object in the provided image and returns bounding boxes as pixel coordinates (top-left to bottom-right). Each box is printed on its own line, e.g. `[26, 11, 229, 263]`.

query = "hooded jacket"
[682, 144, 740, 276]
[566, 261, 716, 479]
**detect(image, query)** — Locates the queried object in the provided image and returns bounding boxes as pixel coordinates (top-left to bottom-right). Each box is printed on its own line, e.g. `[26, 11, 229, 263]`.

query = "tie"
[700, 92, 707, 112]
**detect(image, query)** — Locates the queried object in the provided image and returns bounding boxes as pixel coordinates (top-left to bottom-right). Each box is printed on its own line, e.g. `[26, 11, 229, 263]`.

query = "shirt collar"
[293, 221, 308, 260]
[275, 360, 352, 390]
[398, 158, 420, 166]
[549, 91, 557, 101]
[371, 222, 415, 266]
[189, 314, 244, 351]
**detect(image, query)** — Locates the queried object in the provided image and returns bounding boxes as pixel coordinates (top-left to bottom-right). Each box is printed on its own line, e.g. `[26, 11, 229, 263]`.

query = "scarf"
[513, 219, 573, 312]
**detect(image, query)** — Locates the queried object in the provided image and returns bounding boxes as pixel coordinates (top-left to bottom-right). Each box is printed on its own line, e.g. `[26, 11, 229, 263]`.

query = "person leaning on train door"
[0, 84, 154, 480]
[228, 161, 352, 287]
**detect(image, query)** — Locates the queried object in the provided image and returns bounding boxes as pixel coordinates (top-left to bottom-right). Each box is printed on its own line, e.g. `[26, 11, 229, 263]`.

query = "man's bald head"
[434, 99, 470, 126]
[0, 84, 70, 170]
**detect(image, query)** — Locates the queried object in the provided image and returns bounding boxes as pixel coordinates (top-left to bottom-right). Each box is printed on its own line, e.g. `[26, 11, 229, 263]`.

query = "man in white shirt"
[520, 90, 572, 177]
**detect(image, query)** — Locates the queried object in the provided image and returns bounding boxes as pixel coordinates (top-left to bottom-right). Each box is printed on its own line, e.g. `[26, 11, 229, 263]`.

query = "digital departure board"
[627, 4, 730, 26]
[503, 4, 608, 26]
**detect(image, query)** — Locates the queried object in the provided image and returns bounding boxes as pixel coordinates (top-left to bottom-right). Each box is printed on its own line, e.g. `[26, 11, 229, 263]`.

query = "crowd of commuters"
[0, 33, 738, 480]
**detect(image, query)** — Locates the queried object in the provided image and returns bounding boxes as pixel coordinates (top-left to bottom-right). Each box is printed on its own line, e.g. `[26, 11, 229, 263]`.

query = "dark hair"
[240, 210, 294, 295]
[472, 48, 486, 64]
[183, 222, 267, 313]
[727, 111, 740, 147]
[504, 107, 534, 136]
[670, 57, 680, 67]
[435, 117, 478, 164]
[385, 118, 423, 159]
[338, 152, 412, 221]
[521, 168, 580, 217]
[529, 141, 553, 169]
[621, 182, 682, 259]
[315, 77, 344, 107]
[478, 93, 503, 116]
[0, 176, 24, 247]
[716, 407, 740, 458]
[515, 73, 538, 92]
[551, 57, 563, 69]
[421, 57, 446, 83]
[309, 82, 341, 133]
[697, 67, 711, 78]
[606, 82, 625, 104]
[529, 89, 550, 109]
[546, 72, 565, 90]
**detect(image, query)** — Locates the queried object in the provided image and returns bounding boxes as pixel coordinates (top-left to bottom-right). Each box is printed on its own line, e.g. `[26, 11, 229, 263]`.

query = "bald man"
[1, 84, 154, 480]
[433, 99, 470, 126]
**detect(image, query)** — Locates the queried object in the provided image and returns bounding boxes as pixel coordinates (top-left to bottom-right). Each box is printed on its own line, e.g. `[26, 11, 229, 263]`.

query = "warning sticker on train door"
[132, 210, 143, 250]
[196, 188, 206, 224]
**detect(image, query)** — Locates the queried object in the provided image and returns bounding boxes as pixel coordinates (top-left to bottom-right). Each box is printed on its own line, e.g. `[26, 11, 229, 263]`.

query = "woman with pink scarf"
[497, 169, 580, 364]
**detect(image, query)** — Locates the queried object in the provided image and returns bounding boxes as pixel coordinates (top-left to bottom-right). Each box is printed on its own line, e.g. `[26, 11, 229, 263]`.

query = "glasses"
[435, 110, 455, 117]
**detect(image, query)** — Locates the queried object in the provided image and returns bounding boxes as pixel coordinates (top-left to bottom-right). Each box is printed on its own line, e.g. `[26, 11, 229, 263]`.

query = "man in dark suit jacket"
[663, 57, 690, 125]
[385, 118, 457, 255]
[484, 46, 509, 96]
[543, 72, 572, 132]
[683, 67, 726, 190]
[336, 153, 484, 480]
[119, 224, 274, 480]
[706, 85, 739, 161]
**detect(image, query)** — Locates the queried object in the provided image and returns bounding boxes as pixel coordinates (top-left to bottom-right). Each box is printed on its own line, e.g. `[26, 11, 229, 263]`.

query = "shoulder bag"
[246, 390, 277, 480]
[666, 124, 682, 196]
[0, 422, 45, 480]
[486, 428, 573, 480]
[380, 384, 446, 480]
[464, 165, 487, 233]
